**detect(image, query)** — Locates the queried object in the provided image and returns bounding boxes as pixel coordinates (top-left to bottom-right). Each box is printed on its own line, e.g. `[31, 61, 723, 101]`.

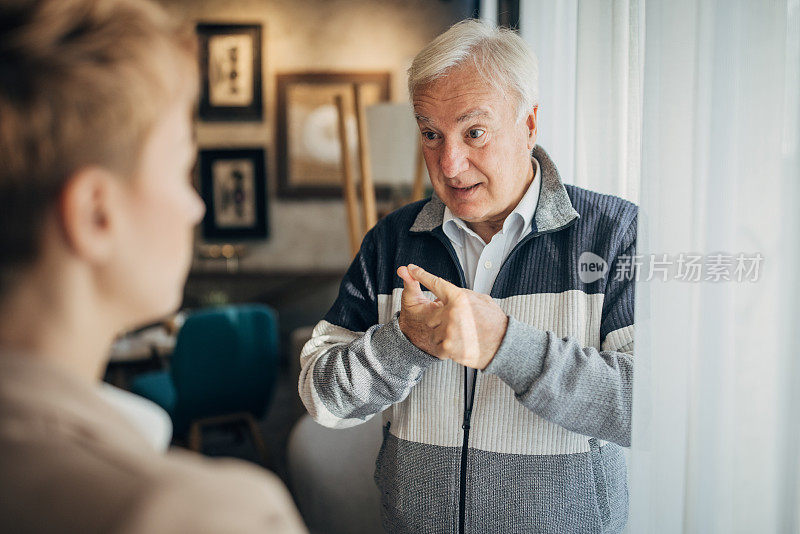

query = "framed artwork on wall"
[197, 23, 263, 121]
[276, 71, 392, 199]
[199, 148, 268, 240]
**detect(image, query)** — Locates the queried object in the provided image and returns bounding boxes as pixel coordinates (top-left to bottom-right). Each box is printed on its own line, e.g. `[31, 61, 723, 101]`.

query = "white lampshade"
[365, 103, 429, 187]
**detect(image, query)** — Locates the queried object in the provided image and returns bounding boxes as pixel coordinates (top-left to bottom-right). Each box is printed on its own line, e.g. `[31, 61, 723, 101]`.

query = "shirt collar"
[442, 158, 541, 246]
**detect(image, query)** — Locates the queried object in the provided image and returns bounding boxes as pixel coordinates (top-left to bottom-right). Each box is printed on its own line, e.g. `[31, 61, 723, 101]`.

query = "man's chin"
[448, 204, 485, 222]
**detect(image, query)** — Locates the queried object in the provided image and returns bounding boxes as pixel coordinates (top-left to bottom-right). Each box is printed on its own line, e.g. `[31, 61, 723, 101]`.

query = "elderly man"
[300, 19, 636, 534]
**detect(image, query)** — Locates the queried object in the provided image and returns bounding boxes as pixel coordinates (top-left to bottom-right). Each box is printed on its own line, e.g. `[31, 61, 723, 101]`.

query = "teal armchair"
[131, 304, 279, 463]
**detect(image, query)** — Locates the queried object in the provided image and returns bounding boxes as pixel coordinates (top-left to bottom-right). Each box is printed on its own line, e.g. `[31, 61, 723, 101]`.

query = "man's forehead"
[412, 68, 505, 125]
[414, 107, 493, 125]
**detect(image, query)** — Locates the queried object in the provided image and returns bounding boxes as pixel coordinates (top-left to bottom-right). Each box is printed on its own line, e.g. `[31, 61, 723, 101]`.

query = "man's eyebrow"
[414, 113, 432, 124]
[414, 109, 491, 125]
[456, 108, 490, 123]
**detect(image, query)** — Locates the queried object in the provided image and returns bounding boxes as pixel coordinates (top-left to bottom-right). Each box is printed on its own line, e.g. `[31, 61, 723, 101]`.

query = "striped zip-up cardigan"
[299, 146, 636, 534]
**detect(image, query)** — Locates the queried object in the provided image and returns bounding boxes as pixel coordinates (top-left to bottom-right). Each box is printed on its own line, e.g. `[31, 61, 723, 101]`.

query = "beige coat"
[0, 356, 307, 533]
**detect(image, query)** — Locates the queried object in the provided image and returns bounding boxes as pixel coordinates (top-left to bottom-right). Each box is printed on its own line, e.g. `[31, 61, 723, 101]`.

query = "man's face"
[413, 65, 537, 229]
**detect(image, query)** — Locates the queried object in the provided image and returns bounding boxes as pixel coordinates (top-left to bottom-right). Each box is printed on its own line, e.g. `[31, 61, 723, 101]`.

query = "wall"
[159, 0, 472, 272]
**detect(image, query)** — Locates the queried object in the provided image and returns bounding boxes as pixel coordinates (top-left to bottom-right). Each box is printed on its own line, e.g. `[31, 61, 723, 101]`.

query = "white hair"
[408, 19, 539, 122]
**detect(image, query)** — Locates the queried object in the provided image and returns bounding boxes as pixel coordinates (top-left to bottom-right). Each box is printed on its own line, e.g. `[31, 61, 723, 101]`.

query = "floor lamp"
[335, 88, 427, 258]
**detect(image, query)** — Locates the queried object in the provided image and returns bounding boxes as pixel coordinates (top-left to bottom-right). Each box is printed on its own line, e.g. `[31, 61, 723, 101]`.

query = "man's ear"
[526, 106, 539, 151]
[58, 167, 121, 263]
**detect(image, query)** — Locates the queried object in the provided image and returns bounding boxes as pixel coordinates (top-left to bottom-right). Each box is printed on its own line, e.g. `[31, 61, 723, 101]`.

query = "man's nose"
[439, 139, 469, 178]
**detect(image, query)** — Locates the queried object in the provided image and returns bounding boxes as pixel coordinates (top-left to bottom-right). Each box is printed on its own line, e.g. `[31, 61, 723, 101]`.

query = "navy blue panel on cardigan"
[324, 184, 637, 339]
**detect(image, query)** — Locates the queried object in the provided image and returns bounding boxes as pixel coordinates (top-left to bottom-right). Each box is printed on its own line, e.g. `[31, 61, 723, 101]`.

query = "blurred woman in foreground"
[0, 0, 305, 531]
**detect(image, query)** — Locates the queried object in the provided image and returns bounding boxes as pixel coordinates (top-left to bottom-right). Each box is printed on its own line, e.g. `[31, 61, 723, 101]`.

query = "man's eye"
[467, 129, 485, 139]
[422, 131, 439, 141]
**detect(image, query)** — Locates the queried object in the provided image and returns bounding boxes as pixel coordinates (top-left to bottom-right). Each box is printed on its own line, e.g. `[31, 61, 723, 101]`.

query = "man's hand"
[397, 264, 509, 369]
[397, 265, 445, 357]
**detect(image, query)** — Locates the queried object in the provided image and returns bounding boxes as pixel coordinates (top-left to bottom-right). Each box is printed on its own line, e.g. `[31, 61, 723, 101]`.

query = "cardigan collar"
[409, 145, 580, 234]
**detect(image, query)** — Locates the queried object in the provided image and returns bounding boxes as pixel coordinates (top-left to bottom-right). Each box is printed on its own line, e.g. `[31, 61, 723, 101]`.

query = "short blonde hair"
[408, 19, 539, 121]
[0, 0, 197, 295]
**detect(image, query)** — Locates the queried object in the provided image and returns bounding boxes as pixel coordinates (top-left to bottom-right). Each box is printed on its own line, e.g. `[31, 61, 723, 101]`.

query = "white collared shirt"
[442, 158, 541, 294]
[441, 159, 540, 402]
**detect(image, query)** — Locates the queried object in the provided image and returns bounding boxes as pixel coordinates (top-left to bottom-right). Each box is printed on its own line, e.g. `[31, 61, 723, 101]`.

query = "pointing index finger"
[407, 264, 460, 303]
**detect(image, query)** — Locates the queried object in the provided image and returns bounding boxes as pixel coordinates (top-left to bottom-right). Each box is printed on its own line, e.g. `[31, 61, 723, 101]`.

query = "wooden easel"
[335, 85, 427, 257]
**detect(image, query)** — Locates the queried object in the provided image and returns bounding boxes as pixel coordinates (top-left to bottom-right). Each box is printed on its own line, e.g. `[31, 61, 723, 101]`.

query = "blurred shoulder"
[122, 450, 307, 533]
[0, 433, 306, 533]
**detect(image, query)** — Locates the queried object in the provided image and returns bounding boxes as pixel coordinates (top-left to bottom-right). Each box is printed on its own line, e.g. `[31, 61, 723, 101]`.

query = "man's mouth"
[448, 182, 481, 201]
[450, 183, 480, 192]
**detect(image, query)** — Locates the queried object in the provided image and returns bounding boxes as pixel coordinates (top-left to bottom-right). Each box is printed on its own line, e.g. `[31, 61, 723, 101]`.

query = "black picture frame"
[276, 71, 392, 199]
[199, 148, 268, 240]
[197, 23, 263, 121]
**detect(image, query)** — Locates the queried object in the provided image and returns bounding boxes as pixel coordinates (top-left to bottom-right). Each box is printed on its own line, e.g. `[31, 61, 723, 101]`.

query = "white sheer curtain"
[493, 0, 800, 530]
[630, 0, 800, 532]
[516, 0, 642, 203]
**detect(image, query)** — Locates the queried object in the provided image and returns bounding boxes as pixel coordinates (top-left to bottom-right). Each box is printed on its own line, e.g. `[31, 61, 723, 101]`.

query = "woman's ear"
[58, 167, 121, 264]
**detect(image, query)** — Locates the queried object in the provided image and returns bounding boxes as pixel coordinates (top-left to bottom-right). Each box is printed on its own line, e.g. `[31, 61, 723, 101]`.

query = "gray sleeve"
[483, 316, 633, 446]
[298, 312, 438, 429]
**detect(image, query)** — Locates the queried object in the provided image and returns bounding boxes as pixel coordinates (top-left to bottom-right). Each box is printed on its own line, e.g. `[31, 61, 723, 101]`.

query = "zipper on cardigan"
[427, 212, 579, 534]
[428, 231, 473, 534]
[459, 367, 478, 534]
